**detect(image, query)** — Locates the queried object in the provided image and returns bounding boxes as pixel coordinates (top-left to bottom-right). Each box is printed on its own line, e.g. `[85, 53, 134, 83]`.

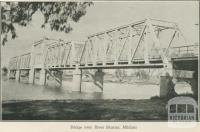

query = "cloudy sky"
[1, 1, 199, 67]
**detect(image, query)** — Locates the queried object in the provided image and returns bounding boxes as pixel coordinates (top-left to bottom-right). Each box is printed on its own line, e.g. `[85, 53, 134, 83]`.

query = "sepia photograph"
[0, 0, 199, 122]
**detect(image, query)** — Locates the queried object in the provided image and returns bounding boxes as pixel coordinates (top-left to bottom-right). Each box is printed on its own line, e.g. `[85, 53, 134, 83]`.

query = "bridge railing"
[169, 45, 199, 59]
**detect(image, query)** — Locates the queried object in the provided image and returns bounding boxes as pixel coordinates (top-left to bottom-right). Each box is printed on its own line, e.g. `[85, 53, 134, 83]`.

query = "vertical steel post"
[29, 45, 35, 84]
[39, 40, 47, 85]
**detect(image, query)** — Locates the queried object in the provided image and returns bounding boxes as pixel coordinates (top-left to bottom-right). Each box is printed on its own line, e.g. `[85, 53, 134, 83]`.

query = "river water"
[2, 77, 192, 101]
[2, 78, 161, 101]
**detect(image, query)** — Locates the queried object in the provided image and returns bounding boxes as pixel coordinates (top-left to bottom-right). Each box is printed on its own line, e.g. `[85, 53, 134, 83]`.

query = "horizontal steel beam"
[88, 19, 146, 38]
[171, 56, 198, 61]
[79, 63, 164, 69]
[171, 44, 199, 49]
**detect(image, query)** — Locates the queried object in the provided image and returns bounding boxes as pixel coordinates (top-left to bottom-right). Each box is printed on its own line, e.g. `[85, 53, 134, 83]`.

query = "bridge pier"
[7, 70, 14, 79]
[15, 70, 20, 82]
[7, 70, 10, 79]
[93, 69, 105, 92]
[28, 69, 35, 84]
[189, 78, 198, 98]
[39, 69, 46, 85]
[28, 45, 35, 84]
[192, 71, 198, 98]
[160, 73, 175, 98]
[72, 68, 82, 92]
[57, 71, 63, 87]
[172, 60, 198, 98]
[159, 62, 175, 98]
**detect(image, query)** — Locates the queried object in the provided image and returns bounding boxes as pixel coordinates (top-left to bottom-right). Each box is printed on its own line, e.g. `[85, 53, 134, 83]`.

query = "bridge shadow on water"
[2, 74, 196, 101]
[2, 77, 160, 101]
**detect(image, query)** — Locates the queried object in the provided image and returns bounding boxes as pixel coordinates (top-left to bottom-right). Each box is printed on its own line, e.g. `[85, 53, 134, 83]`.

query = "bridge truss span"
[9, 53, 31, 70]
[8, 18, 198, 70]
[80, 18, 188, 68]
[44, 41, 84, 69]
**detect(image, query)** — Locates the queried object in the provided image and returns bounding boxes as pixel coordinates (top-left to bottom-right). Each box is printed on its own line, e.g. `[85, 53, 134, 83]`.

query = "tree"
[115, 69, 127, 82]
[135, 70, 149, 80]
[2, 66, 8, 76]
[1, 2, 93, 45]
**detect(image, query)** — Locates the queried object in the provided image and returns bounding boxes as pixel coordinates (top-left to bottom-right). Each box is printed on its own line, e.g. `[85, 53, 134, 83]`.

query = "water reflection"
[2, 79, 160, 101]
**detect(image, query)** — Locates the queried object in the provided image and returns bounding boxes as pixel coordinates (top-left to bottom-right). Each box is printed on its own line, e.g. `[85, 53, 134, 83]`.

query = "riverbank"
[2, 98, 168, 120]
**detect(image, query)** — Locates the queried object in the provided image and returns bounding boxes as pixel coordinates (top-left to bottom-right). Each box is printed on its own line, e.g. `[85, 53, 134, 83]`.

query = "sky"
[1, 1, 199, 67]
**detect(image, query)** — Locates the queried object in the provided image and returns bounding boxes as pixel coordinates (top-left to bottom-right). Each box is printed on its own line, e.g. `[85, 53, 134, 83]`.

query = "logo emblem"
[166, 96, 198, 128]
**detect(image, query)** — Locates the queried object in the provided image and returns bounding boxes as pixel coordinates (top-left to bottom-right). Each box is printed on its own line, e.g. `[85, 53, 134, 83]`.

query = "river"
[2, 78, 161, 101]
[2, 76, 192, 101]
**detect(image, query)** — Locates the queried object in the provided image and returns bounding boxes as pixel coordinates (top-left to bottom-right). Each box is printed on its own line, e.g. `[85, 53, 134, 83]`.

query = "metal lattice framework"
[80, 18, 188, 67]
[9, 53, 31, 70]
[45, 41, 84, 68]
[8, 19, 199, 70]
[9, 56, 19, 70]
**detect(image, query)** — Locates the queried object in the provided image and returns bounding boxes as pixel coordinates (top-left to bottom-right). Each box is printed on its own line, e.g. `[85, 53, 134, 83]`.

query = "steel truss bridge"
[9, 18, 198, 70]
[8, 18, 199, 97]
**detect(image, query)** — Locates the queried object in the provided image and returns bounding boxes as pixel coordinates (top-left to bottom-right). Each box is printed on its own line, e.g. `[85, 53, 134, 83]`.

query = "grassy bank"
[2, 98, 168, 120]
